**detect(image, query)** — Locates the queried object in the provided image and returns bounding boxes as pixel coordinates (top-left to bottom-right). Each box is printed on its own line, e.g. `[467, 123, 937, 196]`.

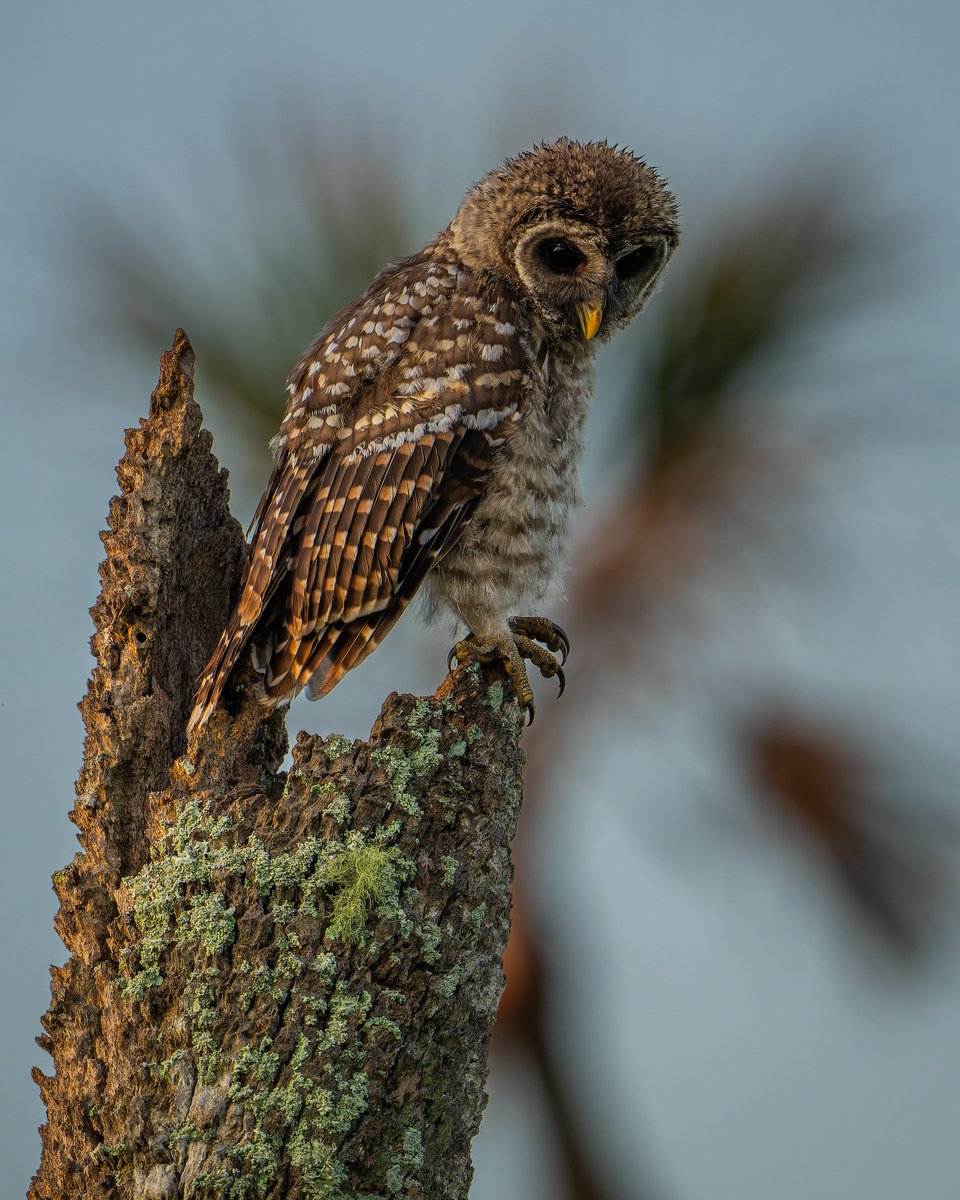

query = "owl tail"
[247, 596, 413, 708]
[186, 614, 252, 736]
[188, 597, 413, 734]
[248, 619, 379, 706]
[188, 627, 294, 737]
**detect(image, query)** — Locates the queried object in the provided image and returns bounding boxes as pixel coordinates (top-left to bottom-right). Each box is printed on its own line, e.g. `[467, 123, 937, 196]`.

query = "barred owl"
[188, 139, 679, 733]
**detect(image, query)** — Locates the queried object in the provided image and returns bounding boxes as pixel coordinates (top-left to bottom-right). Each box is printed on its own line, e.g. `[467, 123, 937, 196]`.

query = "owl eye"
[539, 239, 585, 273]
[615, 244, 661, 281]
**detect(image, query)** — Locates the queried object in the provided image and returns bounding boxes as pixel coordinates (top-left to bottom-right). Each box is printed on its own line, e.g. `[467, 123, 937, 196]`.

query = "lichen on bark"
[31, 331, 525, 1200]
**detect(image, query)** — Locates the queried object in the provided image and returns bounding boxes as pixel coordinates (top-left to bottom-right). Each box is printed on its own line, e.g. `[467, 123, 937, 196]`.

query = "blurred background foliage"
[72, 115, 415, 498]
[70, 105, 957, 1200]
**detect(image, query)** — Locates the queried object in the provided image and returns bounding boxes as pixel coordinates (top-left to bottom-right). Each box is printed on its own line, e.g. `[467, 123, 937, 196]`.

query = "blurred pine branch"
[74, 117, 414, 452]
[633, 175, 876, 474]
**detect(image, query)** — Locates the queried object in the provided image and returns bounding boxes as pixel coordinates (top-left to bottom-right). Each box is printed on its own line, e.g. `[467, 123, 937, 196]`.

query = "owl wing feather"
[188, 258, 529, 733]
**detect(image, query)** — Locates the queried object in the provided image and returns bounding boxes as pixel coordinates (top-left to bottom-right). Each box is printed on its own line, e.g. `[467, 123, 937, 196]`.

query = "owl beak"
[576, 299, 604, 341]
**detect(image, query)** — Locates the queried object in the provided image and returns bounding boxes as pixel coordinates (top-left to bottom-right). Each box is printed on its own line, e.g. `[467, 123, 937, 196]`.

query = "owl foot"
[446, 617, 569, 724]
[508, 616, 570, 665]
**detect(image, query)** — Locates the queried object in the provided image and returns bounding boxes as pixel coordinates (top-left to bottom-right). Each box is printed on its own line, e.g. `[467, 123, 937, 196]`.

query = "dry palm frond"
[739, 711, 953, 960]
[72, 108, 414, 453]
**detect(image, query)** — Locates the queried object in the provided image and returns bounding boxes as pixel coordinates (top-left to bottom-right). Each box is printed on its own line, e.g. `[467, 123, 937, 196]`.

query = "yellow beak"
[576, 299, 603, 341]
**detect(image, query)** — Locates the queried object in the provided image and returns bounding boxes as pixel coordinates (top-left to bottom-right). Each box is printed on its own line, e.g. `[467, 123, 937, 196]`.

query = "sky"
[2, 1, 959, 1197]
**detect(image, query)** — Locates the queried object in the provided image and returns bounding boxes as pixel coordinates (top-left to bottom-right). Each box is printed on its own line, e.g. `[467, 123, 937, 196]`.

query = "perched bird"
[188, 139, 679, 733]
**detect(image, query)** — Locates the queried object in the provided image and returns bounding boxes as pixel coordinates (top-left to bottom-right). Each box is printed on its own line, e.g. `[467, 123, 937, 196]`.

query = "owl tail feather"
[188, 595, 414, 734]
[186, 613, 258, 737]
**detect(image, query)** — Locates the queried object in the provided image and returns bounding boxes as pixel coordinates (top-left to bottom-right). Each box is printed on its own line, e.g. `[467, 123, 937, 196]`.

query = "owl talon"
[541, 621, 570, 665]
[447, 624, 567, 717]
[447, 637, 496, 675]
[509, 616, 571, 664]
[556, 625, 570, 665]
[513, 633, 564, 690]
[447, 633, 538, 718]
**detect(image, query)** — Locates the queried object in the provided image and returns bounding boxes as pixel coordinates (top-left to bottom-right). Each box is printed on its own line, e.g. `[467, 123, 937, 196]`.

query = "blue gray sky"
[2, 2, 959, 1196]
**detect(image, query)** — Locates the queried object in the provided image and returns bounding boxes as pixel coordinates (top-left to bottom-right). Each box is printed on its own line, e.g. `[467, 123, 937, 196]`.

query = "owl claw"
[447, 637, 496, 675]
[513, 633, 564, 694]
[446, 617, 567, 720]
[447, 635, 536, 719]
[509, 616, 570, 664]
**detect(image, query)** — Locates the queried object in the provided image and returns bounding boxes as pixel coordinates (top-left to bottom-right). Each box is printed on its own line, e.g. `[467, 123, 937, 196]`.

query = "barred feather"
[187, 257, 529, 733]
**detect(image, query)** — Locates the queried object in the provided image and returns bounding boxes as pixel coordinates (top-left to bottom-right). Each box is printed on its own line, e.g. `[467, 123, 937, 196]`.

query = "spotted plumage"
[188, 139, 679, 733]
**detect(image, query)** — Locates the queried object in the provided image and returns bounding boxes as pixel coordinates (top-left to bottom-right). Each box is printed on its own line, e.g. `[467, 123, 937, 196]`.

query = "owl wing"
[271, 412, 513, 702]
[188, 262, 530, 733]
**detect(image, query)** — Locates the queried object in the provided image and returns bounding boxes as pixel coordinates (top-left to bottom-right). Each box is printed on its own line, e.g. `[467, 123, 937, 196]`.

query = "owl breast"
[427, 344, 593, 634]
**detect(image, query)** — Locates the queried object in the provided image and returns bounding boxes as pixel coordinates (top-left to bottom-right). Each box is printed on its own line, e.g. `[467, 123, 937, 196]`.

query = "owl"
[188, 139, 679, 733]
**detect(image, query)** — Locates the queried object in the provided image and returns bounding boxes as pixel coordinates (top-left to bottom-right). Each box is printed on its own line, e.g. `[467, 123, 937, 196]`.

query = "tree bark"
[31, 331, 525, 1200]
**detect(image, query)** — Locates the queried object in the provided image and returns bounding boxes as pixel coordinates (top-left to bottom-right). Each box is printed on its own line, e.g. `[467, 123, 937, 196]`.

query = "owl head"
[450, 138, 680, 346]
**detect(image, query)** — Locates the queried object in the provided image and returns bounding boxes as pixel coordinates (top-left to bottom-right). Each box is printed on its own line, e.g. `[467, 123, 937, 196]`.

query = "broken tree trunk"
[31, 331, 525, 1200]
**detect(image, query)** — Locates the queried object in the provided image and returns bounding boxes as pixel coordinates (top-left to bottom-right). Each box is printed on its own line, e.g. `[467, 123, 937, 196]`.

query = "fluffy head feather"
[450, 139, 679, 343]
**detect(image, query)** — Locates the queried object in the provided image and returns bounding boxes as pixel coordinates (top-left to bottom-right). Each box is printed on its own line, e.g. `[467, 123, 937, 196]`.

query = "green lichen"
[419, 922, 442, 965]
[151, 1049, 186, 1082]
[486, 680, 504, 712]
[437, 964, 462, 1002]
[371, 701, 446, 818]
[232, 1037, 282, 1091]
[167, 1122, 213, 1145]
[239, 958, 300, 1011]
[119, 805, 414, 999]
[114, 801, 383, 1186]
[195, 1129, 280, 1198]
[371, 744, 422, 817]
[447, 737, 467, 758]
[287, 1135, 349, 1200]
[181, 892, 236, 956]
[115, 718, 466, 1198]
[364, 1014, 402, 1041]
[321, 734, 354, 761]
[312, 952, 338, 983]
[319, 832, 412, 946]
[385, 1126, 424, 1194]
[190, 976, 223, 1083]
[320, 784, 352, 824]
[470, 903, 486, 931]
[407, 697, 436, 724]
[439, 855, 459, 886]
[95, 1141, 127, 1163]
[220, 984, 385, 1199]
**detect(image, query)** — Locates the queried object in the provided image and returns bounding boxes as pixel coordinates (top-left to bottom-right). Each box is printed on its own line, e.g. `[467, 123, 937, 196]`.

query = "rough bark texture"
[31, 331, 525, 1200]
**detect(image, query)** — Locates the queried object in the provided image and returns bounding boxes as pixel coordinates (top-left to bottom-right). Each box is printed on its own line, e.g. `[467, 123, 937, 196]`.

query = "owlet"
[188, 138, 679, 732]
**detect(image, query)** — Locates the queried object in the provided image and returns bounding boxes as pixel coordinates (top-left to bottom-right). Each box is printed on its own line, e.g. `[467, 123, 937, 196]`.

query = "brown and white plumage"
[188, 139, 679, 734]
